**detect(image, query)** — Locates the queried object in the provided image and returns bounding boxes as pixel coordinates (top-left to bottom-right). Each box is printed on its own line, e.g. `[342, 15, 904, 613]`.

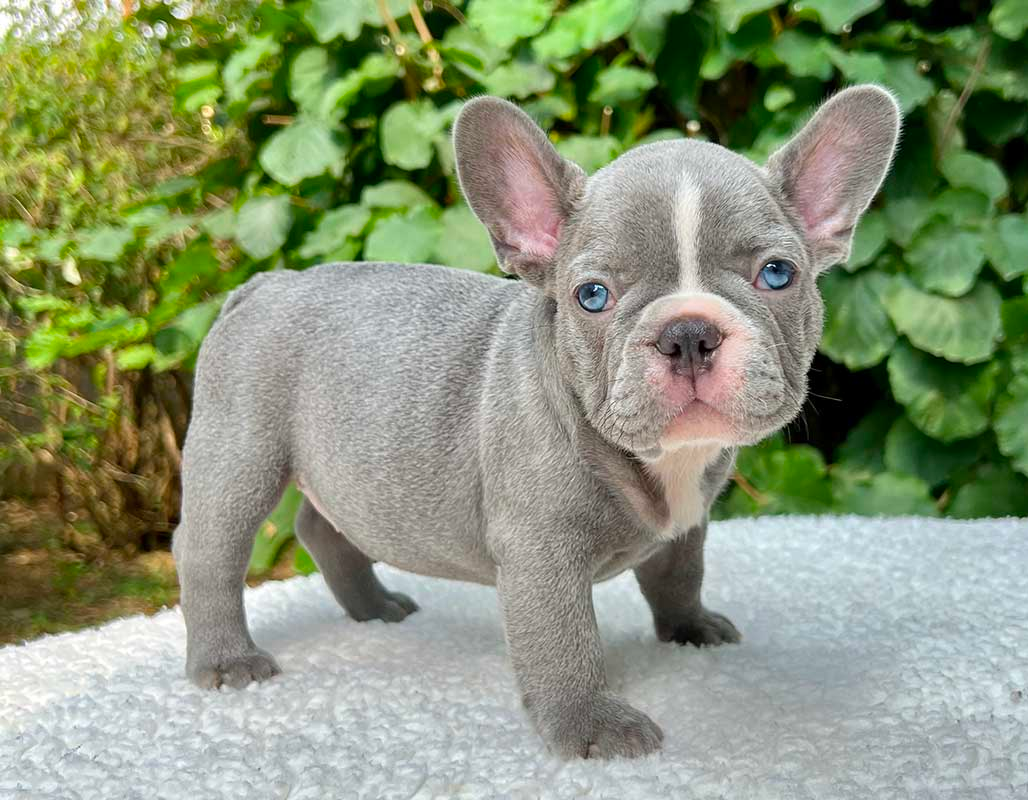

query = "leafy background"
[1, 0, 1027, 590]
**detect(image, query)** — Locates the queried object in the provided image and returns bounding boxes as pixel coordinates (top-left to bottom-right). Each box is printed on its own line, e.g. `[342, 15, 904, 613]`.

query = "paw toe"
[660, 609, 741, 647]
[190, 651, 281, 690]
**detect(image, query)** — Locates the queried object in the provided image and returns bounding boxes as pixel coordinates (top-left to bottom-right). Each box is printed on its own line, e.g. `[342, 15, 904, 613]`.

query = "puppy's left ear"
[767, 84, 901, 270]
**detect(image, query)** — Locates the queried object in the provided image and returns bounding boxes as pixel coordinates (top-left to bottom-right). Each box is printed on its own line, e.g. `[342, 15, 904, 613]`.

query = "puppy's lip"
[660, 401, 737, 444]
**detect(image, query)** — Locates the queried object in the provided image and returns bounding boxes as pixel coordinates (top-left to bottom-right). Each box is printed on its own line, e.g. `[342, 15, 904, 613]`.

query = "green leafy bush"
[3, 0, 1028, 559]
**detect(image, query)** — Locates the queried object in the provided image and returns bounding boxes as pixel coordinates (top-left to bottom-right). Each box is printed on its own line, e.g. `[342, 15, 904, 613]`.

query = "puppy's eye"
[755, 260, 796, 291]
[576, 282, 612, 312]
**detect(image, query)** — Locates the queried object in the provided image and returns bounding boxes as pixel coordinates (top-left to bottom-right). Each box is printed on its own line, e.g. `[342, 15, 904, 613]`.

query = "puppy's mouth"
[659, 401, 737, 446]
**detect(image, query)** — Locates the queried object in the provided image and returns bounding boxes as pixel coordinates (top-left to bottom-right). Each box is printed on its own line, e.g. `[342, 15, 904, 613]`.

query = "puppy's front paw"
[535, 692, 664, 760]
[188, 649, 281, 689]
[657, 607, 741, 647]
[348, 590, 419, 623]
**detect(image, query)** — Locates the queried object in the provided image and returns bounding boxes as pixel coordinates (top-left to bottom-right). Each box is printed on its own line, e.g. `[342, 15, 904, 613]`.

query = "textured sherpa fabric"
[1, 516, 1026, 800]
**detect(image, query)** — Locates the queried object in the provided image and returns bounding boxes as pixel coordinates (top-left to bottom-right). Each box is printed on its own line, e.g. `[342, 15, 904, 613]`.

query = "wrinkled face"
[553, 143, 823, 454]
[454, 87, 900, 457]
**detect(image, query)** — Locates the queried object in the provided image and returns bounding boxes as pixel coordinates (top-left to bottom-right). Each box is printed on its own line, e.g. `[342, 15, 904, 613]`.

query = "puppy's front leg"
[635, 521, 741, 647]
[496, 539, 663, 759]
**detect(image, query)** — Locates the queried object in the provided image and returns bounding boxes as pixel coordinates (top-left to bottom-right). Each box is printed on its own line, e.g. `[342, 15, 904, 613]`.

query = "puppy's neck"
[642, 443, 723, 538]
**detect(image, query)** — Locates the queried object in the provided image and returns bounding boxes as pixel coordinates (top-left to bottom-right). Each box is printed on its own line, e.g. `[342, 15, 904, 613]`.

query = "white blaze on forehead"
[674, 176, 703, 293]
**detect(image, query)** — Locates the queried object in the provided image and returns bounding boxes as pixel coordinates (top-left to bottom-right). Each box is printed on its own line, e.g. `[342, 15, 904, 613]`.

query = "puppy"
[173, 85, 900, 759]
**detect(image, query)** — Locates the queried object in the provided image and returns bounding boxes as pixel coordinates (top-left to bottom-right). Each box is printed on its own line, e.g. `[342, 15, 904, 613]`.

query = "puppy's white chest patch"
[646, 443, 720, 538]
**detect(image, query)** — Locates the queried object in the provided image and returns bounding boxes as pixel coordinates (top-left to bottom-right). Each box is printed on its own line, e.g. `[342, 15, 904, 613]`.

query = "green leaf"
[832, 470, 938, 516]
[201, 208, 237, 241]
[77, 226, 135, 262]
[161, 241, 222, 294]
[554, 135, 621, 174]
[884, 195, 933, 247]
[24, 329, 67, 369]
[845, 210, 888, 271]
[882, 277, 1002, 364]
[223, 34, 280, 104]
[797, 0, 882, 32]
[361, 180, 435, 210]
[836, 404, 899, 473]
[769, 30, 834, 80]
[236, 196, 294, 260]
[533, 0, 639, 60]
[948, 464, 1028, 518]
[589, 65, 657, 105]
[320, 52, 403, 114]
[468, 0, 555, 48]
[995, 373, 1028, 476]
[930, 188, 992, 227]
[484, 62, 556, 99]
[16, 295, 72, 317]
[364, 208, 443, 263]
[985, 214, 1028, 281]
[62, 314, 149, 359]
[906, 219, 986, 298]
[887, 340, 999, 442]
[249, 484, 304, 574]
[433, 204, 495, 272]
[763, 83, 795, 112]
[819, 270, 897, 370]
[294, 546, 319, 576]
[629, 0, 693, 63]
[883, 416, 980, 488]
[299, 205, 372, 260]
[380, 100, 445, 170]
[715, 0, 778, 33]
[289, 47, 336, 118]
[940, 151, 1008, 204]
[702, 14, 775, 80]
[882, 56, 934, 112]
[115, 344, 157, 371]
[303, 0, 410, 44]
[732, 437, 834, 514]
[828, 49, 887, 84]
[152, 297, 225, 371]
[259, 117, 346, 186]
[990, 0, 1028, 40]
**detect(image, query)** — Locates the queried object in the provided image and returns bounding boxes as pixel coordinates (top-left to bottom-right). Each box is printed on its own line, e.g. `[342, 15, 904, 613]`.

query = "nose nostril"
[655, 317, 723, 365]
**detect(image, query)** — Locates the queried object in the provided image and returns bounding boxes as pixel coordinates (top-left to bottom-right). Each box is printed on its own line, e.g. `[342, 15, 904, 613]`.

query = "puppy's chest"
[645, 444, 721, 539]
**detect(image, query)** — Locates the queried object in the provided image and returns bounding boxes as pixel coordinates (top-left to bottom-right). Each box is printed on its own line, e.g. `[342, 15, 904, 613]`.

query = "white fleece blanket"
[2, 516, 1026, 799]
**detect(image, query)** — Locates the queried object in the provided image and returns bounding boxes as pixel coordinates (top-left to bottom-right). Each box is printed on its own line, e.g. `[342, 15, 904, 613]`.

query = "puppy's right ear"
[453, 97, 586, 285]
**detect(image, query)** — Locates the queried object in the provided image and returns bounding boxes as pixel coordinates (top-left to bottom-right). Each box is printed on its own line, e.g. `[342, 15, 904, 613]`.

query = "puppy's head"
[454, 87, 900, 456]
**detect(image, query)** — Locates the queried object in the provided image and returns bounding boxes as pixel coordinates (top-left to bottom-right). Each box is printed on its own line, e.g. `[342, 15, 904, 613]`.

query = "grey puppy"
[173, 85, 900, 759]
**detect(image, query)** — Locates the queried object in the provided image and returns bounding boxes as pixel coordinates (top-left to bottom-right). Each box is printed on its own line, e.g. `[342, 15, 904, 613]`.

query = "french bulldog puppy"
[173, 85, 900, 759]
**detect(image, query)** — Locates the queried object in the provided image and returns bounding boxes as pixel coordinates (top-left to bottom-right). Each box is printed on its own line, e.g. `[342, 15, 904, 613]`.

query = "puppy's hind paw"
[189, 649, 281, 690]
[657, 607, 741, 647]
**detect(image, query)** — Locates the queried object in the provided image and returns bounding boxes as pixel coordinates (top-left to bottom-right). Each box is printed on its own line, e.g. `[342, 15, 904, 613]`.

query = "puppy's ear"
[453, 97, 586, 285]
[767, 84, 901, 270]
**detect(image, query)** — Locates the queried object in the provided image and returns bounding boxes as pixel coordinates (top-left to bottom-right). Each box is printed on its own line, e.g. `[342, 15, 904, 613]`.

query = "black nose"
[655, 317, 723, 370]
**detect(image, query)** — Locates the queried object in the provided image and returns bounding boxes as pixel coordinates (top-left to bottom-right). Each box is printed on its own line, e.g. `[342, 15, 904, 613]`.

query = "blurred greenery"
[1, 0, 1027, 578]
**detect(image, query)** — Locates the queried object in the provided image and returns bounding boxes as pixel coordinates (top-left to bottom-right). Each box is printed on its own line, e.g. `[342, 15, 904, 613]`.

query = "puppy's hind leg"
[173, 430, 288, 690]
[294, 498, 418, 623]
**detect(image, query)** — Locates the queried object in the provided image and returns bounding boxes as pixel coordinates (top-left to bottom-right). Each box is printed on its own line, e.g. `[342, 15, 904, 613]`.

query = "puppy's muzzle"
[654, 316, 723, 377]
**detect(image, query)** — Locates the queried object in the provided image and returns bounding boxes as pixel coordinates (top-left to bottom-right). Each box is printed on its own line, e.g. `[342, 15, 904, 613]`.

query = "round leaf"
[589, 65, 657, 105]
[299, 205, 372, 260]
[948, 464, 1028, 518]
[484, 62, 556, 99]
[629, 0, 693, 63]
[532, 0, 640, 60]
[906, 219, 986, 297]
[990, 0, 1028, 40]
[796, 0, 882, 32]
[887, 340, 999, 442]
[769, 30, 834, 80]
[940, 151, 1008, 203]
[236, 196, 294, 260]
[833, 471, 938, 517]
[882, 277, 1002, 364]
[303, 0, 409, 43]
[985, 214, 1028, 281]
[380, 100, 445, 170]
[364, 208, 442, 263]
[468, 0, 555, 48]
[845, 210, 888, 271]
[994, 373, 1028, 476]
[884, 417, 980, 488]
[819, 270, 897, 370]
[360, 180, 434, 210]
[259, 117, 345, 186]
[433, 204, 496, 272]
[77, 226, 135, 262]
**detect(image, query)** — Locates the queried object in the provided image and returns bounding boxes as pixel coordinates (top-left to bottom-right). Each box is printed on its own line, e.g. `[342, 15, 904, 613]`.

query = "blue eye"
[576, 282, 611, 312]
[756, 260, 796, 291]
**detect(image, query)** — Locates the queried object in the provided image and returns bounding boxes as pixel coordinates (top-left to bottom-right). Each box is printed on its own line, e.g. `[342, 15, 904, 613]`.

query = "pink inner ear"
[501, 149, 562, 260]
[793, 128, 860, 242]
